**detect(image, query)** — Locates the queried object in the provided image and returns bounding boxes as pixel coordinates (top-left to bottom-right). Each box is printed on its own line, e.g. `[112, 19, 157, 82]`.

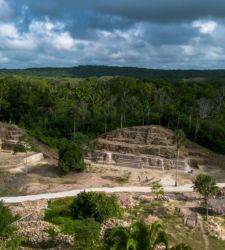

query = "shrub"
[70, 192, 121, 222]
[58, 140, 86, 174]
[13, 143, 27, 153]
[151, 181, 165, 200]
[0, 201, 14, 236]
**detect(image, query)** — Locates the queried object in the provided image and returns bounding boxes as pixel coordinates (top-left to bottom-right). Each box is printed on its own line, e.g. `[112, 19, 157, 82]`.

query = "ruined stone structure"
[90, 125, 214, 171]
[0, 122, 24, 151]
[0, 122, 44, 172]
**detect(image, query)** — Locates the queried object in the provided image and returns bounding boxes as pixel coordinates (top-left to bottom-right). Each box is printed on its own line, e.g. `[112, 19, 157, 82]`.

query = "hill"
[1, 65, 225, 80]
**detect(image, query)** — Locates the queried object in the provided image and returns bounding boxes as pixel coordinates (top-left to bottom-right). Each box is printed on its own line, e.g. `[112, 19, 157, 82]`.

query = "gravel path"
[1, 183, 225, 204]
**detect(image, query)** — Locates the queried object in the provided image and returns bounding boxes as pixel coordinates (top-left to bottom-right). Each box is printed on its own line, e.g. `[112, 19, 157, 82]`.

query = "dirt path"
[199, 215, 209, 250]
[1, 183, 225, 204]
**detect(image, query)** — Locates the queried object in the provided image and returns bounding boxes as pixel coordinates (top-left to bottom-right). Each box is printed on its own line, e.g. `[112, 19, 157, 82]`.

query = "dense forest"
[0, 72, 225, 155]
[1, 65, 225, 81]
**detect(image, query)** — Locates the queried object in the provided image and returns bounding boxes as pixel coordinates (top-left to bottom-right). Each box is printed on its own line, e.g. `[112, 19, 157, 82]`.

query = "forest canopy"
[0, 72, 225, 155]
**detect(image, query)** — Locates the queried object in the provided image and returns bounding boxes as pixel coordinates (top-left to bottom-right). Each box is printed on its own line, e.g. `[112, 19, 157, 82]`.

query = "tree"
[58, 140, 86, 174]
[107, 221, 168, 250]
[174, 130, 186, 187]
[151, 182, 165, 200]
[70, 192, 120, 222]
[193, 174, 219, 220]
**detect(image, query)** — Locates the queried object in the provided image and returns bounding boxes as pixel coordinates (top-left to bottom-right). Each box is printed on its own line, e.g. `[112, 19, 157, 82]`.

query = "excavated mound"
[90, 125, 215, 171]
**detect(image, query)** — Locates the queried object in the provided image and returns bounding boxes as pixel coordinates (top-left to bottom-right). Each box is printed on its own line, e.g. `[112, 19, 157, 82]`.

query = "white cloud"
[29, 20, 75, 50]
[54, 32, 75, 50]
[193, 20, 217, 34]
[0, 23, 36, 50]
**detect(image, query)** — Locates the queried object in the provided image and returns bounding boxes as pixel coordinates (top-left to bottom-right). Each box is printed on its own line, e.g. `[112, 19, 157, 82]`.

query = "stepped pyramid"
[90, 125, 214, 171]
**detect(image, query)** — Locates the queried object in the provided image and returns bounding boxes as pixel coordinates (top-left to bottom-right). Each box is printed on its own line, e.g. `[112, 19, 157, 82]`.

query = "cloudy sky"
[1, 0, 225, 69]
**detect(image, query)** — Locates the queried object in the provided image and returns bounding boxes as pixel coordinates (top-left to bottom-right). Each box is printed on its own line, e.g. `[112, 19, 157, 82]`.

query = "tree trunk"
[120, 113, 123, 128]
[175, 149, 180, 187]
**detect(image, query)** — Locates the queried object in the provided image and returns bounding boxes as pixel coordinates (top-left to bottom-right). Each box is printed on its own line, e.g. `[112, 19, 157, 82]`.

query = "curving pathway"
[1, 183, 225, 204]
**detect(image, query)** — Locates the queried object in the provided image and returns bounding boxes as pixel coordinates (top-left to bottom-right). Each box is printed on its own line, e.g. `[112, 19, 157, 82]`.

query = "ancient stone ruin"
[0, 122, 44, 172]
[90, 125, 214, 171]
[0, 122, 24, 151]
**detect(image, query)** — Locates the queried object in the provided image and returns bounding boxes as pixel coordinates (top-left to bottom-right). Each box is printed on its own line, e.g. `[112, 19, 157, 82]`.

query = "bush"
[58, 140, 86, 174]
[13, 143, 27, 153]
[0, 201, 14, 236]
[70, 192, 121, 222]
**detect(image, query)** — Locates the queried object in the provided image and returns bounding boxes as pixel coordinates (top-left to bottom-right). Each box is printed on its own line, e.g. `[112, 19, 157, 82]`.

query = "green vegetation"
[1, 74, 225, 172]
[2, 65, 225, 81]
[106, 221, 168, 250]
[193, 174, 219, 219]
[70, 191, 121, 222]
[13, 143, 27, 153]
[151, 182, 165, 200]
[44, 194, 113, 249]
[1, 75, 225, 154]
[58, 140, 86, 174]
[0, 201, 23, 249]
[0, 201, 14, 236]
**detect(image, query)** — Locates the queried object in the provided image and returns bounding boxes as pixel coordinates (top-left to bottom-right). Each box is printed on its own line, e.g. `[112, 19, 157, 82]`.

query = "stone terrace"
[90, 125, 214, 171]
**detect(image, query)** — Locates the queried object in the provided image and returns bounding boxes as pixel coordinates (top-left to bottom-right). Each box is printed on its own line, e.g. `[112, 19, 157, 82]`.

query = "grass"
[208, 235, 225, 250]
[162, 215, 205, 249]
[115, 173, 130, 184]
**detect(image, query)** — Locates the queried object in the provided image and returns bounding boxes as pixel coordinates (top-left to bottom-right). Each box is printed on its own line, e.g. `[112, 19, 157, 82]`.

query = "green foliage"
[44, 227, 58, 243]
[1, 74, 225, 156]
[0, 201, 14, 236]
[106, 221, 168, 250]
[58, 140, 86, 174]
[0, 202, 22, 249]
[45, 197, 74, 222]
[193, 174, 219, 199]
[13, 143, 27, 153]
[174, 129, 186, 150]
[193, 174, 219, 219]
[44, 197, 103, 250]
[151, 182, 165, 200]
[70, 191, 121, 222]
[73, 218, 103, 250]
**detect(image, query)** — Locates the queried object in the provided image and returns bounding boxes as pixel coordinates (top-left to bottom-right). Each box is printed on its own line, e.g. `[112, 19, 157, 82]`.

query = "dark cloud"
[1, 0, 225, 69]
[12, 0, 225, 23]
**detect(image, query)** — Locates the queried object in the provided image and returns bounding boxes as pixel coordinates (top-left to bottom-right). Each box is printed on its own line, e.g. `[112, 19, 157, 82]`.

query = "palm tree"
[108, 221, 168, 250]
[174, 129, 186, 187]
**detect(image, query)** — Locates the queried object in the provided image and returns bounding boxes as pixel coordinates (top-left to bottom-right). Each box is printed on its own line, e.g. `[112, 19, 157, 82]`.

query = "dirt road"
[1, 183, 225, 203]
